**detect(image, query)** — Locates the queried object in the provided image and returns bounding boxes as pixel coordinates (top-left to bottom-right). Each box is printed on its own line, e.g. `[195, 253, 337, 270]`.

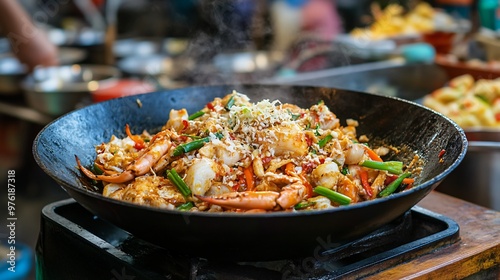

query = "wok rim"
[32, 84, 468, 219]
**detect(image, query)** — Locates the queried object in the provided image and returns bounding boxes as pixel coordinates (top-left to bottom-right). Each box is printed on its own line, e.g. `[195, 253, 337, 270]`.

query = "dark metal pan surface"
[33, 84, 467, 260]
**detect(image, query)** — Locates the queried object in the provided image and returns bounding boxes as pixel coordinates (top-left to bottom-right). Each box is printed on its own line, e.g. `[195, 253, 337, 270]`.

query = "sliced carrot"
[364, 146, 383, 162]
[244, 165, 255, 191]
[385, 174, 415, 185]
[125, 124, 146, 150]
[403, 178, 415, 185]
[285, 162, 295, 176]
[358, 167, 373, 197]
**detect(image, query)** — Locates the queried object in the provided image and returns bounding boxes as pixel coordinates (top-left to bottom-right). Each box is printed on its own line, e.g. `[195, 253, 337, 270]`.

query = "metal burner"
[36, 199, 459, 279]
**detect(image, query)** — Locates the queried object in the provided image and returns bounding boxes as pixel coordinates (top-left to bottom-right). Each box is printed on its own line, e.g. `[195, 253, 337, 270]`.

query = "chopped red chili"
[438, 149, 446, 158]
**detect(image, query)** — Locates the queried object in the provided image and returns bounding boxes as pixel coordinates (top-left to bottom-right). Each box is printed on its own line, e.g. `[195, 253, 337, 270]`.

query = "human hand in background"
[0, 1, 59, 72]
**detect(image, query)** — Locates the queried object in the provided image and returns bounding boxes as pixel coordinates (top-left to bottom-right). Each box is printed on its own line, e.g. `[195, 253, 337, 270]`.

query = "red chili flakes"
[134, 142, 146, 150]
[438, 149, 446, 163]
[305, 135, 313, 146]
[261, 156, 272, 164]
[438, 149, 446, 158]
[206, 102, 215, 111]
[182, 120, 189, 130]
[301, 162, 317, 174]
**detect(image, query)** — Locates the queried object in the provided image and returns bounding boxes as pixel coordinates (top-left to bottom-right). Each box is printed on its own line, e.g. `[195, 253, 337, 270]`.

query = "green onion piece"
[313, 186, 351, 205]
[378, 172, 412, 197]
[359, 160, 403, 175]
[475, 95, 490, 105]
[318, 134, 333, 148]
[287, 109, 300, 121]
[314, 124, 321, 136]
[225, 95, 235, 110]
[173, 138, 208, 156]
[213, 132, 224, 139]
[341, 166, 349, 175]
[294, 201, 316, 210]
[167, 169, 192, 197]
[188, 110, 205, 120]
[177, 201, 194, 211]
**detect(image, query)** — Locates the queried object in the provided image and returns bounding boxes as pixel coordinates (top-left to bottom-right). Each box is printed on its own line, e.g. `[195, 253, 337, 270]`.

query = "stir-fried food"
[350, 2, 455, 40]
[423, 74, 500, 128]
[76, 91, 416, 213]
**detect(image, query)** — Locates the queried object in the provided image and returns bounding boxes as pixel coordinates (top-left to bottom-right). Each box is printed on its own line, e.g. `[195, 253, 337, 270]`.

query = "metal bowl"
[21, 64, 120, 116]
[0, 53, 27, 95]
[0, 48, 88, 95]
[436, 129, 500, 211]
[113, 38, 161, 58]
[117, 54, 193, 89]
[213, 51, 285, 74]
[113, 37, 189, 58]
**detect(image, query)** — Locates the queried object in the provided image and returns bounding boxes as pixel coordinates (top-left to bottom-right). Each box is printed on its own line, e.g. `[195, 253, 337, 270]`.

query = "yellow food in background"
[423, 74, 500, 128]
[350, 2, 450, 40]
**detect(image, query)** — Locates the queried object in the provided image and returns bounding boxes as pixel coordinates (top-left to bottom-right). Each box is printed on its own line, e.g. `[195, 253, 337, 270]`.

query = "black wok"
[33, 84, 467, 260]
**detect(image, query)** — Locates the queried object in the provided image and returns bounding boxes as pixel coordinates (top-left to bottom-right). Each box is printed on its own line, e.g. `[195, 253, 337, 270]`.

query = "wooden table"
[366, 191, 500, 279]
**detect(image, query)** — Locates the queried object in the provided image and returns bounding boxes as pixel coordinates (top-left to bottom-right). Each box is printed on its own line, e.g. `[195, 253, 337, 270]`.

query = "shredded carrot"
[385, 175, 415, 186]
[364, 146, 383, 162]
[244, 165, 255, 191]
[402, 178, 415, 185]
[125, 124, 146, 150]
[358, 167, 373, 197]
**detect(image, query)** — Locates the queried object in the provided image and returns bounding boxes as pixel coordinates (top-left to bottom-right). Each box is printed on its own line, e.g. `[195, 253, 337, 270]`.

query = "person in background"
[0, 1, 59, 71]
[270, 0, 342, 51]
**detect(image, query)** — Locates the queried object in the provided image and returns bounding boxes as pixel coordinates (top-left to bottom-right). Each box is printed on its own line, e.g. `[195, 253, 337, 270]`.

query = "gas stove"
[36, 198, 460, 279]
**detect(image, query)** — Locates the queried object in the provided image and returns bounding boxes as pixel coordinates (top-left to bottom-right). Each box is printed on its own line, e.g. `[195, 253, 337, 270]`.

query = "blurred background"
[1, 0, 500, 279]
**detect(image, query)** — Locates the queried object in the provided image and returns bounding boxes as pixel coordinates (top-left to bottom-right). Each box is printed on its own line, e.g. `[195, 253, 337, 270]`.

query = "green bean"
[173, 132, 223, 156]
[359, 160, 403, 175]
[166, 169, 192, 197]
[313, 186, 351, 205]
[294, 201, 316, 210]
[176, 202, 194, 211]
[378, 172, 411, 197]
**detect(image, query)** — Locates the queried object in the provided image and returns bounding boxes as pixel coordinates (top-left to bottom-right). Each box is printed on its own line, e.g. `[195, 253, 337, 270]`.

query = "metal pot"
[0, 48, 88, 95]
[0, 53, 26, 95]
[21, 64, 120, 116]
[436, 129, 500, 211]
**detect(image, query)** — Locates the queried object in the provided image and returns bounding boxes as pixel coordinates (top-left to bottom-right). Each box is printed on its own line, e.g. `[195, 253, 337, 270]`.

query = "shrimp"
[164, 109, 189, 133]
[196, 182, 309, 210]
[76, 129, 174, 183]
[257, 125, 309, 157]
[311, 162, 342, 189]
